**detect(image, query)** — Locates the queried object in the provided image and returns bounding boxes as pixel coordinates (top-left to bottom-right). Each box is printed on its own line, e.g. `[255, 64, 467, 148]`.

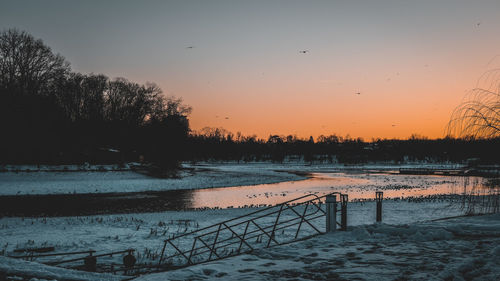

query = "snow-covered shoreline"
[1, 162, 498, 280]
[0, 201, 466, 270]
[0, 164, 308, 196]
[136, 213, 500, 281]
[0, 162, 475, 196]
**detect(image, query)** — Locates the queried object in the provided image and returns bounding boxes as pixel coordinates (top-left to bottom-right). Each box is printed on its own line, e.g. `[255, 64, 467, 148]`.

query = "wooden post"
[340, 194, 348, 230]
[326, 194, 337, 232]
[376, 191, 383, 222]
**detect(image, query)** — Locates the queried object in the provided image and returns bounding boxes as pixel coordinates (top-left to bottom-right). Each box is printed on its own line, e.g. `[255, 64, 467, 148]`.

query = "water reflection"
[185, 172, 499, 209]
[5, 172, 496, 217]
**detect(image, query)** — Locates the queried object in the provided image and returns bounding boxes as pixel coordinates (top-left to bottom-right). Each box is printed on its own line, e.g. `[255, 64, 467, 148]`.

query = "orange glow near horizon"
[5, 1, 500, 140]
[179, 58, 494, 140]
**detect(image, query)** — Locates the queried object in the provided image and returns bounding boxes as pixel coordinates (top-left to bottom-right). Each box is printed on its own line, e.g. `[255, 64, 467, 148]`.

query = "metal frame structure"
[157, 192, 347, 270]
[9, 250, 96, 262]
[7, 192, 352, 276]
[9, 249, 135, 273]
[4, 191, 397, 277]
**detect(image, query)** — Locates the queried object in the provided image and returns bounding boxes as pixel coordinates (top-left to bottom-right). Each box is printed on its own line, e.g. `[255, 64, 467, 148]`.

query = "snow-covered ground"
[0, 255, 125, 281]
[1, 200, 466, 273]
[0, 164, 306, 195]
[136, 213, 500, 281]
[0, 162, 488, 199]
[0, 163, 135, 173]
[1, 162, 498, 280]
[2, 211, 498, 280]
[190, 161, 466, 174]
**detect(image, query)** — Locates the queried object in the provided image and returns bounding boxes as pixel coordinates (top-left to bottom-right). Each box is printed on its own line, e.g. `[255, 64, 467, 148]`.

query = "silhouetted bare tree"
[164, 96, 192, 117]
[0, 29, 70, 96]
[0, 29, 70, 163]
[58, 73, 107, 122]
[104, 78, 159, 126]
[0, 29, 193, 168]
[447, 69, 500, 139]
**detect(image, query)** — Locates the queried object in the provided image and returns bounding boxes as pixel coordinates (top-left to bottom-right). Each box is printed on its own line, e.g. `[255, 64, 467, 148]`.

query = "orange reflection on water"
[190, 173, 498, 209]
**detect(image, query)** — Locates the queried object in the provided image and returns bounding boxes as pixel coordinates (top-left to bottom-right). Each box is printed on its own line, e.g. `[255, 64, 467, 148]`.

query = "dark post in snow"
[123, 249, 136, 268]
[376, 191, 383, 222]
[326, 194, 337, 232]
[84, 252, 97, 272]
[340, 194, 348, 230]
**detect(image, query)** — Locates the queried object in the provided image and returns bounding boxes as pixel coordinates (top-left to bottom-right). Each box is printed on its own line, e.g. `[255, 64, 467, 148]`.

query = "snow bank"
[0, 202, 495, 280]
[0, 201, 463, 263]
[135, 213, 500, 281]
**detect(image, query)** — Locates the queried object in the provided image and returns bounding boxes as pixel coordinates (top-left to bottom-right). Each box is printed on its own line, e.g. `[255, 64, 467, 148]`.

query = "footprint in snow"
[202, 268, 216, 276]
[238, 268, 256, 273]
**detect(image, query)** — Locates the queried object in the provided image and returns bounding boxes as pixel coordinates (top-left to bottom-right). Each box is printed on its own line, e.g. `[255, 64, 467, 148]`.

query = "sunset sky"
[2, 0, 500, 140]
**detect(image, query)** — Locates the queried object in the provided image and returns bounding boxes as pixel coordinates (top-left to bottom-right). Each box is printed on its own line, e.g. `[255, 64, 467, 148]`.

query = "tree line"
[187, 129, 500, 164]
[1, 29, 498, 169]
[0, 29, 190, 171]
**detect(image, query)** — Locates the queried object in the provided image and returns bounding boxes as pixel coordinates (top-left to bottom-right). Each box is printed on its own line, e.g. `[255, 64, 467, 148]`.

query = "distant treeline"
[0, 29, 190, 171]
[186, 129, 500, 164]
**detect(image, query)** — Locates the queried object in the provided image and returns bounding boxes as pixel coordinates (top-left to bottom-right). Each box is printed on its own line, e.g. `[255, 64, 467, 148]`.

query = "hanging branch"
[447, 69, 500, 139]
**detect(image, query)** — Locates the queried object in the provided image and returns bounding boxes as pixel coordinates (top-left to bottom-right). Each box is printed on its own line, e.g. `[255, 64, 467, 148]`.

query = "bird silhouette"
[186, 46, 195, 49]
[225, 117, 229, 120]
[299, 50, 309, 54]
[355, 92, 361, 95]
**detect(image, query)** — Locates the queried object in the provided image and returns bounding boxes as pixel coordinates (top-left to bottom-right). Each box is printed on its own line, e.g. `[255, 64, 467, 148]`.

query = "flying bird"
[186, 46, 195, 49]
[225, 117, 229, 120]
[299, 50, 309, 54]
[355, 92, 361, 95]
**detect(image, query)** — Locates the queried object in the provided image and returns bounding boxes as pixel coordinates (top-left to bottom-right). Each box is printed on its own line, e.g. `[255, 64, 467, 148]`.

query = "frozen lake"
[186, 171, 498, 209]
[1, 164, 498, 216]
